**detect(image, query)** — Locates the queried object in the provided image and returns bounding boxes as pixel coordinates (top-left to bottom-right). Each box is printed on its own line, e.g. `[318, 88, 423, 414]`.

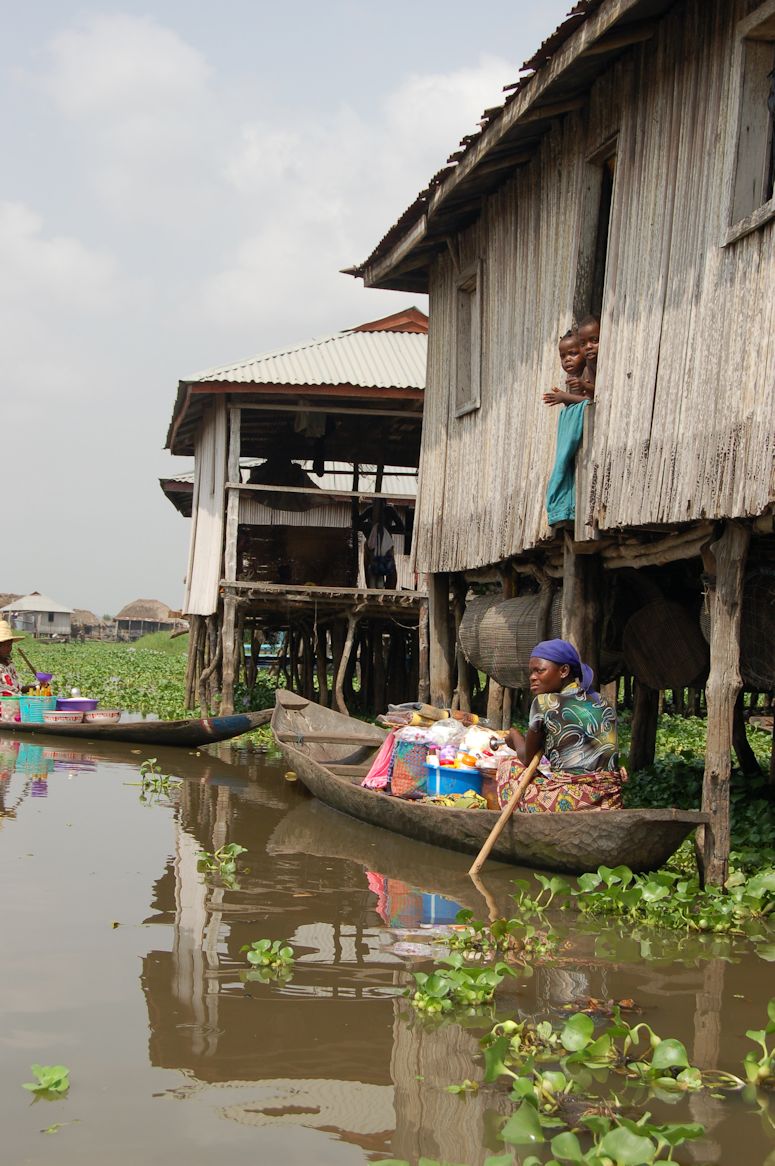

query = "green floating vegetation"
[22, 1064, 70, 1096]
[240, 938, 295, 984]
[196, 842, 247, 889]
[409, 954, 516, 1016]
[131, 758, 181, 804]
[17, 640, 278, 724]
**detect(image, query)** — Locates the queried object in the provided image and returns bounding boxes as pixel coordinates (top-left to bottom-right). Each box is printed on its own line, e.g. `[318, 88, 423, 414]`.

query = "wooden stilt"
[199, 616, 223, 714]
[315, 626, 329, 707]
[562, 533, 602, 684]
[451, 576, 472, 714]
[418, 598, 430, 704]
[373, 622, 387, 713]
[629, 680, 659, 770]
[335, 614, 359, 715]
[429, 572, 454, 708]
[701, 522, 750, 886]
[221, 596, 238, 714]
[732, 691, 761, 776]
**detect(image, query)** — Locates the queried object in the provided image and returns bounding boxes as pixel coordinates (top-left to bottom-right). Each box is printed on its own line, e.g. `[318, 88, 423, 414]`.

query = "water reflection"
[0, 729, 773, 1165]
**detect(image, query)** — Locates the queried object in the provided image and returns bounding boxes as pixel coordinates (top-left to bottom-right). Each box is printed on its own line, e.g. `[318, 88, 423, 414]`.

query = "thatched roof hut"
[115, 599, 174, 641]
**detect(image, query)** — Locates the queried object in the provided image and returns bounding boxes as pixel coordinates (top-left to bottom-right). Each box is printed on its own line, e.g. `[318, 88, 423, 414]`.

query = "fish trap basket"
[19, 695, 57, 723]
[700, 571, 775, 689]
[623, 600, 709, 689]
[458, 591, 563, 689]
[390, 740, 429, 796]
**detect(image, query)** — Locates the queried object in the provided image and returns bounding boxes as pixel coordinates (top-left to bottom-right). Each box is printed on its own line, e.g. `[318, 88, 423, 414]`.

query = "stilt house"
[352, 0, 775, 881]
[163, 309, 428, 716]
[1, 592, 73, 640]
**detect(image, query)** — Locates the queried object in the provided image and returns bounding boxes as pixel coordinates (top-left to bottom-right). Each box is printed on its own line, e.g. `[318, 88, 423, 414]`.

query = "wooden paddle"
[16, 647, 40, 682]
[468, 750, 542, 875]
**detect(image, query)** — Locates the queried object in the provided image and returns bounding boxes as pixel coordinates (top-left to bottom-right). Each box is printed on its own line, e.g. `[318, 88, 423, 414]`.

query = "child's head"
[558, 330, 585, 376]
[577, 316, 600, 371]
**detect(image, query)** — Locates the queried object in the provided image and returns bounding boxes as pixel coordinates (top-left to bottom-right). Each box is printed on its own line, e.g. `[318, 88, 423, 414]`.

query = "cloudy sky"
[2, 0, 570, 616]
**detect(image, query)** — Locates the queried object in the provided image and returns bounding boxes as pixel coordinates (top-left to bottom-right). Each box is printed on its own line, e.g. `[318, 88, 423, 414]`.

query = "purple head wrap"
[530, 639, 596, 694]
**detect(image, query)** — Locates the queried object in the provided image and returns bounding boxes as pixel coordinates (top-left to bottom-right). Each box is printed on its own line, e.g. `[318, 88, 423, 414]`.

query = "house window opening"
[574, 148, 617, 322]
[727, 3, 775, 238]
[454, 260, 482, 417]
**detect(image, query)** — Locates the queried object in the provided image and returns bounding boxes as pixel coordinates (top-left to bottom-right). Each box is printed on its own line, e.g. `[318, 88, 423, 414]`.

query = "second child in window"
[577, 314, 600, 395]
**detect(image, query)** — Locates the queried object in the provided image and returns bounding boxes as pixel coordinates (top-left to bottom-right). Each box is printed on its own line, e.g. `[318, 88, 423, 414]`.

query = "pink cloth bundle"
[361, 731, 396, 789]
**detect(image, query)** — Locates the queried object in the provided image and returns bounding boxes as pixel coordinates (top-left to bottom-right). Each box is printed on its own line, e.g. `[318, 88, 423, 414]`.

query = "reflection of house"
[114, 599, 174, 641]
[1, 591, 73, 639]
[352, 0, 775, 883]
[162, 309, 429, 714]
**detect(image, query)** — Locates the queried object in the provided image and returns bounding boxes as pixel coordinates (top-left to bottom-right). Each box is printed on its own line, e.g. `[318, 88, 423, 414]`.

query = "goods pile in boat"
[0, 682, 121, 726]
[364, 702, 517, 808]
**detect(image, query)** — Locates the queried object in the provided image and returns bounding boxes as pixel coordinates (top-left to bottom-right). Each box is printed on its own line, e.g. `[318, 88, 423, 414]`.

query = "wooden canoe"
[0, 709, 271, 748]
[271, 690, 709, 875]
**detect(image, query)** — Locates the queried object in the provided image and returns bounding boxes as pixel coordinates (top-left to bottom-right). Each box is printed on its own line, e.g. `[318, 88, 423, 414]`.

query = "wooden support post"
[451, 576, 472, 714]
[732, 691, 761, 776]
[221, 598, 237, 714]
[315, 626, 329, 707]
[428, 573, 454, 709]
[701, 522, 750, 886]
[501, 569, 516, 730]
[417, 598, 430, 703]
[335, 614, 359, 715]
[373, 621, 387, 713]
[629, 680, 659, 770]
[562, 533, 602, 684]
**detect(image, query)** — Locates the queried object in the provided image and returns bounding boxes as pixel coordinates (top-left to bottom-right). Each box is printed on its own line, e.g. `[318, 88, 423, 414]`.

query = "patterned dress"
[0, 660, 22, 697]
[497, 682, 625, 813]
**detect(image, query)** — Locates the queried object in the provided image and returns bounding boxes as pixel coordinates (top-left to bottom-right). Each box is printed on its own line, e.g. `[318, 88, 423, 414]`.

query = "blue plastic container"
[19, 695, 56, 723]
[422, 892, 464, 925]
[423, 764, 483, 797]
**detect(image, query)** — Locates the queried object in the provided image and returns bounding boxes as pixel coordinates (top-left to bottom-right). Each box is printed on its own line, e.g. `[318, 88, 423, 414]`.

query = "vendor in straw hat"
[0, 620, 31, 697]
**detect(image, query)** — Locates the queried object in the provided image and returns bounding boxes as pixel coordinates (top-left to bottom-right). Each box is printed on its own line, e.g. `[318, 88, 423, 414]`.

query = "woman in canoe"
[0, 620, 29, 697]
[500, 639, 625, 813]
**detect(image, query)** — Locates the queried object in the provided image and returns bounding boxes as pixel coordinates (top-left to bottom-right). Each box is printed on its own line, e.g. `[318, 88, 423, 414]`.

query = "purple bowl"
[36, 672, 53, 683]
[55, 698, 98, 712]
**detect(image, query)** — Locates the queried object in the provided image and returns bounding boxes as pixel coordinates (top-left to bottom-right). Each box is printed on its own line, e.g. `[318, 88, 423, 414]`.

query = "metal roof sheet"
[185, 328, 427, 392]
[1, 591, 74, 614]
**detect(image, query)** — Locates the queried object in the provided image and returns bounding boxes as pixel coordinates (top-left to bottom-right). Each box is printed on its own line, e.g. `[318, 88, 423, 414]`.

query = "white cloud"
[0, 201, 122, 404]
[196, 54, 512, 336]
[44, 14, 211, 118]
[0, 201, 118, 310]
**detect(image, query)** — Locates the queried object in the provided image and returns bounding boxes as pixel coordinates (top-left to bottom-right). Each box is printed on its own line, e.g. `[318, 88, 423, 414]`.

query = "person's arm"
[543, 387, 589, 406]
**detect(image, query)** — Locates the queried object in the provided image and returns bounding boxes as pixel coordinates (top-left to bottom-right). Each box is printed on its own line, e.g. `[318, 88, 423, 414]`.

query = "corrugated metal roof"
[1, 591, 73, 614]
[185, 329, 427, 391]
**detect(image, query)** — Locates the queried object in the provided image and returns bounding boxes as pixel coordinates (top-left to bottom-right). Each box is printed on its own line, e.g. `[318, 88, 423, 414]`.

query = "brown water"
[0, 731, 773, 1166]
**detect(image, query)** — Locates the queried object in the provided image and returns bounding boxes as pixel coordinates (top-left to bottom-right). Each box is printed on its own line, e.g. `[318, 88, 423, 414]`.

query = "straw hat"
[0, 619, 26, 643]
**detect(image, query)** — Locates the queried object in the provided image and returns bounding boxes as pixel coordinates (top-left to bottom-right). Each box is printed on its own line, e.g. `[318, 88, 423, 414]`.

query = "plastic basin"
[55, 698, 98, 712]
[423, 765, 483, 797]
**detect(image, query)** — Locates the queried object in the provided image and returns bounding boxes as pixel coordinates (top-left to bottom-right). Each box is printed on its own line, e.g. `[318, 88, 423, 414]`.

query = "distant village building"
[162, 309, 428, 714]
[352, 0, 775, 884]
[115, 599, 175, 642]
[1, 592, 73, 640]
[71, 609, 112, 641]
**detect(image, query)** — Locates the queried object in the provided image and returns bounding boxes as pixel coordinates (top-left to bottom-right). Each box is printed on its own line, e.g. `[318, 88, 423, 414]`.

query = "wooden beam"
[238, 401, 423, 420]
[428, 573, 454, 708]
[189, 382, 424, 402]
[226, 482, 417, 504]
[700, 522, 751, 886]
[580, 20, 656, 55]
[221, 596, 238, 715]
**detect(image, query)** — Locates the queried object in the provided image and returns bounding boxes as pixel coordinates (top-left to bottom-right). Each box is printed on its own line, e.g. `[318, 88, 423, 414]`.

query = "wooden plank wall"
[414, 0, 775, 574]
